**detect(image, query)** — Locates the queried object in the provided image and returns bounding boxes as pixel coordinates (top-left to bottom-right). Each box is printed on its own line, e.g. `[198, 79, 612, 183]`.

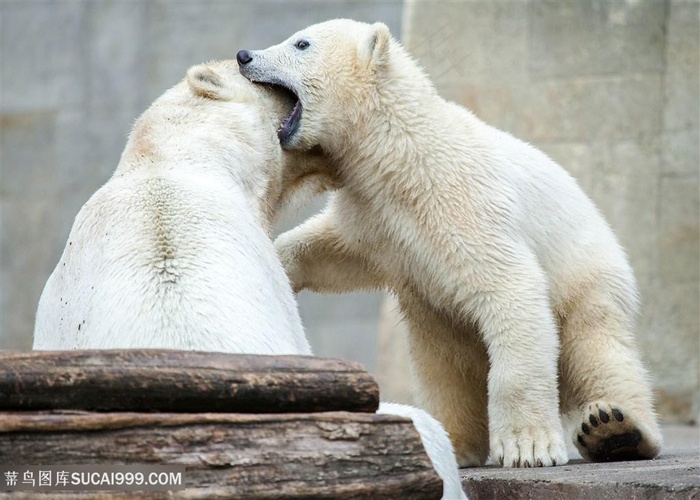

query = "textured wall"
[0, 1, 403, 374]
[378, 0, 699, 422]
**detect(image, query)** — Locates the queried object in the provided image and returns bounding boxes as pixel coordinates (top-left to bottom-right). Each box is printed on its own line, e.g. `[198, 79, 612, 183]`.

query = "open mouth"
[264, 83, 301, 145]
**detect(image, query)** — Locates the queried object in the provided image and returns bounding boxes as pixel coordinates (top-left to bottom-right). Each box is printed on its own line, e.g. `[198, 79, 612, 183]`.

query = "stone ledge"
[460, 425, 699, 500]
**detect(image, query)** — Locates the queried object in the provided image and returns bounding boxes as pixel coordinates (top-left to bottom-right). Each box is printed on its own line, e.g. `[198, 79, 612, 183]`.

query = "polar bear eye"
[294, 39, 310, 50]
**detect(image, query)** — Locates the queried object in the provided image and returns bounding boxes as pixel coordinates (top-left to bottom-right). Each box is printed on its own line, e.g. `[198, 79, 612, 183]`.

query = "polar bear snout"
[237, 53, 305, 148]
[236, 50, 253, 66]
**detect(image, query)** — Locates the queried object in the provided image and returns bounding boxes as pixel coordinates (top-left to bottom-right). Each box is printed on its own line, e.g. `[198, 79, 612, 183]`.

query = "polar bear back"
[34, 168, 309, 355]
[466, 117, 637, 311]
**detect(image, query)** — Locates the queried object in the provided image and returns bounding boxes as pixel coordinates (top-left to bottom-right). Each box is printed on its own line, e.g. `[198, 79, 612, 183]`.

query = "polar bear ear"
[186, 64, 230, 100]
[359, 22, 391, 69]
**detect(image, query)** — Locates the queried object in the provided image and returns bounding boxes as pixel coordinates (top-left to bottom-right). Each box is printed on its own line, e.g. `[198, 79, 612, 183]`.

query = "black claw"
[523, 460, 531, 468]
[577, 434, 586, 446]
[599, 409, 610, 423]
[582, 422, 590, 434]
[536, 458, 543, 467]
[612, 409, 624, 422]
[589, 414, 599, 427]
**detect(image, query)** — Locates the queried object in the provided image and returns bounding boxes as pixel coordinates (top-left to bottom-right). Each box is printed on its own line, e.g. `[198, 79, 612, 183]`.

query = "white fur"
[33, 61, 323, 354]
[379, 402, 466, 499]
[240, 19, 663, 468]
[34, 60, 466, 499]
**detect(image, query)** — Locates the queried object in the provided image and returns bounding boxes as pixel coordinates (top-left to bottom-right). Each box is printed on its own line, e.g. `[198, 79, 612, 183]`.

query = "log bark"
[0, 411, 443, 499]
[0, 350, 379, 413]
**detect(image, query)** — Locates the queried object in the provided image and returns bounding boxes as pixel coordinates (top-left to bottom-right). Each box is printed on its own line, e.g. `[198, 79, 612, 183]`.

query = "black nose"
[237, 50, 253, 66]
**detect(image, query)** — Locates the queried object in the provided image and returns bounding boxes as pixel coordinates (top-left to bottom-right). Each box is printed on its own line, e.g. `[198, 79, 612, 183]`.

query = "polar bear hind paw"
[576, 401, 656, 462]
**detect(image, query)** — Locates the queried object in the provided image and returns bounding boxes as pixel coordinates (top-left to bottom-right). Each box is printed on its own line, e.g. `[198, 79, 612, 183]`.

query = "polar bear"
[33, 60, 335, 354]
[33, 61, 466, 499]
[237, 19, 663, 468]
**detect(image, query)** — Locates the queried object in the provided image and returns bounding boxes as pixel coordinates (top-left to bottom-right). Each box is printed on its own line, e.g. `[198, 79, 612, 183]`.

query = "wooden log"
[0, 411, 443, 499]
[0, 350, 379, 413]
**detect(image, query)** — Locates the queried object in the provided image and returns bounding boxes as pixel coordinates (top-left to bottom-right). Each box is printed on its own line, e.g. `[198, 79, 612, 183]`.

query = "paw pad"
[576, 401, 649, 462]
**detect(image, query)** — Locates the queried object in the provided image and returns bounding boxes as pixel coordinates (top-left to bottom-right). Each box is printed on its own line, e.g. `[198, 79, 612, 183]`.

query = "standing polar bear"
[33, 61, 466, 500]
[238, 19, 663, 468]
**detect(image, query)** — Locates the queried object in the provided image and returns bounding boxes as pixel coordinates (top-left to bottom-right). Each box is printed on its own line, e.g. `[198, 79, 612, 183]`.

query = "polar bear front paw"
[490, 425, 568, 468]
[273, 233, 305, 293]
[575, 400, 661, 462]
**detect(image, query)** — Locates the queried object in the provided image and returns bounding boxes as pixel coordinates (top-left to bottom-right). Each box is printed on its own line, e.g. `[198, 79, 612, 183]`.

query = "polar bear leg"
[274, 210, 383, 293]
[558, 290, 662, 462]
[470, 259, 568, 467]
[399, 291, 490, 467]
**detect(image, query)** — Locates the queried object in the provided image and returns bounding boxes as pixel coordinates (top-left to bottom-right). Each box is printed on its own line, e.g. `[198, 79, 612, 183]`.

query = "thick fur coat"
[238, 19, 662, 468]
[33, 62, 332, 354]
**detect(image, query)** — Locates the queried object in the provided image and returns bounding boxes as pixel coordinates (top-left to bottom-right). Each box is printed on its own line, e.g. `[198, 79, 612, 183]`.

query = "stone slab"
[461, 425, 700, 500]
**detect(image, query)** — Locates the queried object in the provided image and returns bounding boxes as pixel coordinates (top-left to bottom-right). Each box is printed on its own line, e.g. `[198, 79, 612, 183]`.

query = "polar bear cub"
[237, 19, 663, 468]
[33, 61, 466, 499]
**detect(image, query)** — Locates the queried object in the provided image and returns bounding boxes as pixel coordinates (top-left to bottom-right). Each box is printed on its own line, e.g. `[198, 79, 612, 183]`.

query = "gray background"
[2, 1, 698, 423]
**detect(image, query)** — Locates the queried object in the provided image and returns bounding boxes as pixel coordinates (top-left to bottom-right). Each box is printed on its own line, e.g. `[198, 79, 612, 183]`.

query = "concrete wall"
[377, 0, 699, 423]
[0, 1, 403, 374]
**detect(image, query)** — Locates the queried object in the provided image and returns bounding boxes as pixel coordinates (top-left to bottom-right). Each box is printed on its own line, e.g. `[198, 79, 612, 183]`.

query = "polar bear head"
[236, 19, 396, 152]
[188, 61, 340, 226]
[122, 60, 337, 231]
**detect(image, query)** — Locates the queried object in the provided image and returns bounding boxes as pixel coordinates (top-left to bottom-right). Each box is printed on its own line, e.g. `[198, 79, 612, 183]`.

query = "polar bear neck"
[114, 84, 279, 230]
[118, 94, 256, 178]
[331, 42, 449, 188]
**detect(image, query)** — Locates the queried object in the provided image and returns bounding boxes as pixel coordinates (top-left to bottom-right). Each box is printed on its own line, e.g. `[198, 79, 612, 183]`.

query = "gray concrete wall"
[378, 0, 698, 423]
[0, 1, 403, 375]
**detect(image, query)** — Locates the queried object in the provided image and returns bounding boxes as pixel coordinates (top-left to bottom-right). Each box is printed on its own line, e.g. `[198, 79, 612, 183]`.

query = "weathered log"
[0, 350, 379, 413]
[0, 411, 443, 499]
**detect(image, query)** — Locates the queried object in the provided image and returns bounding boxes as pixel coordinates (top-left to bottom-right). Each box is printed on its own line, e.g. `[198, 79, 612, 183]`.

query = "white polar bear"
[33, 61, 339, 354]
[33, 61, 466, 499]
[237, 19, 663, 468]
